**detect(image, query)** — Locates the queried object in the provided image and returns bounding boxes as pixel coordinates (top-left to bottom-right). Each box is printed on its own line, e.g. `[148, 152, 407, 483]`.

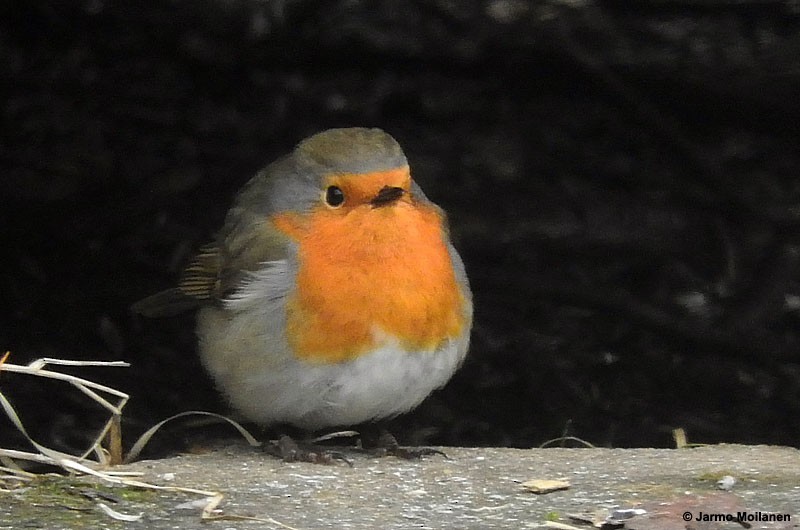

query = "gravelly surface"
[5, 443, 796, 530]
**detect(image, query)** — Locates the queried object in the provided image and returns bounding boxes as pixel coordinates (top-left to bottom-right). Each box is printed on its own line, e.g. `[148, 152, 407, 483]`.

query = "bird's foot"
[265, 435, 354, 466]
[365, 431, 448, 460]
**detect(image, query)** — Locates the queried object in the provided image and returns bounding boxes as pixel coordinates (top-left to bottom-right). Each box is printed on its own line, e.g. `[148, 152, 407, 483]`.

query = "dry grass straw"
[0, 353, 130, 469]
[125, 410, 261, 463]
[0, 352, 283, 524]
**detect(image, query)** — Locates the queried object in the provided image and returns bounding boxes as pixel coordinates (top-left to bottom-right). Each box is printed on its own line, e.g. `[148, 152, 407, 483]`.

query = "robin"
[135, 128, 472, 459]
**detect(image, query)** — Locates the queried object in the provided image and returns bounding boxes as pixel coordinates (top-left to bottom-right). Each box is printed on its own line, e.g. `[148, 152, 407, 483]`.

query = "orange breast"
[272, 198, 466, 363]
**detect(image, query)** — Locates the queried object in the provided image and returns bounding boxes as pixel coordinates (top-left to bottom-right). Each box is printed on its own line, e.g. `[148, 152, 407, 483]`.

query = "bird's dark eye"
[325, 185, 345, 207]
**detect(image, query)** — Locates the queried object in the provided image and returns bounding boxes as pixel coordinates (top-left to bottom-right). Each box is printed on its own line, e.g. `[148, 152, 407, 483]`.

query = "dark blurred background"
[2, 0, 799, 456]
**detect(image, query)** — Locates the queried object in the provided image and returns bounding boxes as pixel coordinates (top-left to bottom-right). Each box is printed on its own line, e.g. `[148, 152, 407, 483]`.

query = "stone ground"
[2, 443, 798, 529]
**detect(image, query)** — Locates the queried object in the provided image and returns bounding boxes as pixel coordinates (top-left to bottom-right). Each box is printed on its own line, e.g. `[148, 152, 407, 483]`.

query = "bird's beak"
[370, 186, 405, 208]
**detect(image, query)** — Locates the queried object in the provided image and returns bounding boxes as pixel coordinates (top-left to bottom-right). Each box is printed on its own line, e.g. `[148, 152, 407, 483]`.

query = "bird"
[134, 127, 473, 458]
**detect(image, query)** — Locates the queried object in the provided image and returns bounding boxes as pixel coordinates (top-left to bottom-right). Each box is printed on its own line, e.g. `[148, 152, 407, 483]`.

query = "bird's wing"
[133, 213, 293, 317]
[131, 243, 221, 318]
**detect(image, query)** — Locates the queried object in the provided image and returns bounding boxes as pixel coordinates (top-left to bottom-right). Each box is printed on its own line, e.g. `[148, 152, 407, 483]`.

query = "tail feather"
[131, 288, 202, 317]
